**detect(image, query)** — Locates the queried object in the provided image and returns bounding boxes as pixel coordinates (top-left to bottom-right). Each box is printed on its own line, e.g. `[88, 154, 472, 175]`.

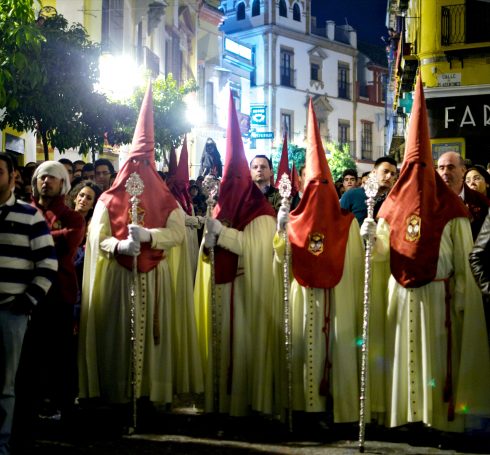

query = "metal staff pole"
[278, 173, 293, 432]
[202, 175, 220, 413]
[358, 173, 379, 453]
[125, 172, 144, 434]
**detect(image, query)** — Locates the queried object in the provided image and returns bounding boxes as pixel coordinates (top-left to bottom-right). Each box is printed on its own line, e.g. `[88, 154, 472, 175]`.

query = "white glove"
[277, 206, 289, 232]
[206, 218, 223, 236]
[360, 217, 377, 242]
[185, 215, 200, 228]
[128, 224, 151, 243]
[204, 232, 217, 249]
[117, 237, 141, 256]
[196, 216, 206, 226]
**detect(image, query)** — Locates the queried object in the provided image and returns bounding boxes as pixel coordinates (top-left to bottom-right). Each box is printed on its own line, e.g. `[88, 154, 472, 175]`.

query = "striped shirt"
[0, 192, 58, 306]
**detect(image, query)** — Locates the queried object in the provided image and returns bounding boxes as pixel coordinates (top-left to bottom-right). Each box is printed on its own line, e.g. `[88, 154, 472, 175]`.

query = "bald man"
[437, 151, 489, 239]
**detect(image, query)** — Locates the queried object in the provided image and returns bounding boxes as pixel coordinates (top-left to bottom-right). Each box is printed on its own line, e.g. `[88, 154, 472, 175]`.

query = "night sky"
[311, 0, 388, 45]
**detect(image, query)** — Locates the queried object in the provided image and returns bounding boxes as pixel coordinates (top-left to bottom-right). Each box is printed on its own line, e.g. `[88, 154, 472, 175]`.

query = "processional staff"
[125, 171, 144, 434]
[202, 175, 220, 413]
[358, 173, 379, 453]
[277, 172, 293, 432]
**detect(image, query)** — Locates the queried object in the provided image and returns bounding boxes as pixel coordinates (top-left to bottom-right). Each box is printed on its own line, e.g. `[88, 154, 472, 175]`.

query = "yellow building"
[386, 0, 490, 165]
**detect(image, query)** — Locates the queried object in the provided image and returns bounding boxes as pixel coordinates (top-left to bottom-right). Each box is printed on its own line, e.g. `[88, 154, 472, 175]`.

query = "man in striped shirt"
[0, 153, 57, 455]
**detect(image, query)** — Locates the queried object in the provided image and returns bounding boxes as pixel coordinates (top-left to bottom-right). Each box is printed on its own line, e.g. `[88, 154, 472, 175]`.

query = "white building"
[219, 0, 387, 169]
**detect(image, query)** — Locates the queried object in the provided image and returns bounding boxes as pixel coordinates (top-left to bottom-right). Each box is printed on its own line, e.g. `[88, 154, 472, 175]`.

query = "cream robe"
[194, 215, 276, 416]
[374, 217, 490, 431]
[166, 207, 204, 395]
[273, 220, 364, 422]
[79, 202, 203, 404]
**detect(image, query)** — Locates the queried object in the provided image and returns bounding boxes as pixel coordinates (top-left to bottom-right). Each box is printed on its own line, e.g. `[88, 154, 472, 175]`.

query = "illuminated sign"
[250, 105, 267, 125]
[224, 38, 252, 61]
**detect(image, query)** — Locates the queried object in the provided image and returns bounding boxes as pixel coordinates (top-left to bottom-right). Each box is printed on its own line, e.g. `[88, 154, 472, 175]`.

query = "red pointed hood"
[291, 162, 300, 198]
[100, 82, 178, 272]
[378, 74, 468, 287]
[288, 98, 354, 289]
[275, 133, 290, 188]
[213, 91, 275, 284]
[168, 146, 178, 177]
[167, 135, 193, 215]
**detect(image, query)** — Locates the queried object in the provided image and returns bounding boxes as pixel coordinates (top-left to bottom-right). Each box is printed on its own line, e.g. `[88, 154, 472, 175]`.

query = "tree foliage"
[110, 75, 198, 163]
[325, 142, 357, 182]
[0, 0, 45, 108]
[1, 12, 117, 159]
[272, 142, 306, 174]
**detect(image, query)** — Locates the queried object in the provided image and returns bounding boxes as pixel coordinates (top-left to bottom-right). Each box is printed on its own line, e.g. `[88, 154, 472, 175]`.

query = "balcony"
[280, 66, 296, 88]
[338, 82, 351, 100]
[441, 3, 490, 46]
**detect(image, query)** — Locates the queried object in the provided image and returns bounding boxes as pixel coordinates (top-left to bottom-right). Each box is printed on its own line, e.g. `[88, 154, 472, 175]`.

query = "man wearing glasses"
[94, 158, 115, 191]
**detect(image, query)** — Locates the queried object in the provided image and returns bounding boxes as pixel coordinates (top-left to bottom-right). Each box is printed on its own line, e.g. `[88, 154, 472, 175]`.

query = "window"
[102, 0, 123, 53]
[338, 121, 350, 146]
[279, 0, 287, 17]
[293, 3, 301, 21]
[252, 0, 260, 17]
[310, 63, 320, 81]
[361, 121, 373, 160]
[281, 112, 292, 141]
[280, 48, 294, 87]
[237, 2, 245, 20]
[338, 63, 350, 99]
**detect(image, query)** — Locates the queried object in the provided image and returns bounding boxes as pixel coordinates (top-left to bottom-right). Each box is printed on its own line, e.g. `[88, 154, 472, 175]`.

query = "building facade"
[386, 0, 490, 165]
[219, 0, 387, 169]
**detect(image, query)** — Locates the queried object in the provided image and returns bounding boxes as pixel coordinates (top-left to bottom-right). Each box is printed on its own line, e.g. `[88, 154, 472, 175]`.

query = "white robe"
[373, 217, 490, 431]
[78, 203, 203, 404]
[194, 215, 276, 416]
[273, 220, 364, 422]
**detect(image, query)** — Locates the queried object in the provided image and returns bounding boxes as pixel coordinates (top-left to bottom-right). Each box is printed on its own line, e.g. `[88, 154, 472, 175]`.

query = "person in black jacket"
[469, 207, 490, 345]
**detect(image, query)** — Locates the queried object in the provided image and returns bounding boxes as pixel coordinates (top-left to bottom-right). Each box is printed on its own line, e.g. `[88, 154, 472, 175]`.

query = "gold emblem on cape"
[405, 215, 421, 242]
[308, 232, 324, 256]
[128, 206, 145, 225]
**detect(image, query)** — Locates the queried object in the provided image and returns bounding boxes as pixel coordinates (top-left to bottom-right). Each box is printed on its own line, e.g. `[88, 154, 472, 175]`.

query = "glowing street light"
[97, 54, 144, 101]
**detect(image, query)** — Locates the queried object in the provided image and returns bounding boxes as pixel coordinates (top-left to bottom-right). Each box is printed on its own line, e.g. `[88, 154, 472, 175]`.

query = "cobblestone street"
[13, 401, 490, 454]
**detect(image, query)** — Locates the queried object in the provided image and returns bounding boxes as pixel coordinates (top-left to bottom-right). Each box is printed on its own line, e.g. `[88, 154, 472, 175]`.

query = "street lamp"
[97, 54, 144, 101]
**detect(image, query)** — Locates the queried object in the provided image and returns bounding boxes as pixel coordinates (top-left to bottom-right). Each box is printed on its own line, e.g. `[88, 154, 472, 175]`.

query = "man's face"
[374, 162, 397, 190]
[0, 160, 13, 202]
[250, 158, 273, 186]
[342, 174, 357, 191]
[62, 163, 74, 183]
[437, 153, 465, 194]
[37, 174, 63, 198]
[95, 165, 112, 190]
[82, 169, 95, 181]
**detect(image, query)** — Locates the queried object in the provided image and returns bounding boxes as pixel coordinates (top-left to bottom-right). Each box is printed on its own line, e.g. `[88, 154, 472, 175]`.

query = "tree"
[1, 12, 117, 160]
[0, 0, 45, 109]
[326, 141, 357, 182]
[110, 75, 198, 164]
[271, 142, 306, 174]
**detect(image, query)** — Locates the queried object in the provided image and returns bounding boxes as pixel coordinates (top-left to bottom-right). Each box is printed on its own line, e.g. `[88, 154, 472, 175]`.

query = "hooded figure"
[369, 74, 490, 431]
[167, 135, 202, 277]
[273, 99, 363, 424]
[194, 92, 276, 416]
[78, 83, 203, 405]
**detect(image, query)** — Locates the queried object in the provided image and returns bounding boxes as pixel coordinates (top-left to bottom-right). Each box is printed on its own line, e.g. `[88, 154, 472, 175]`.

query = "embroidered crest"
[405, 215, 421, 242]
[308, 232, 324, 256]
